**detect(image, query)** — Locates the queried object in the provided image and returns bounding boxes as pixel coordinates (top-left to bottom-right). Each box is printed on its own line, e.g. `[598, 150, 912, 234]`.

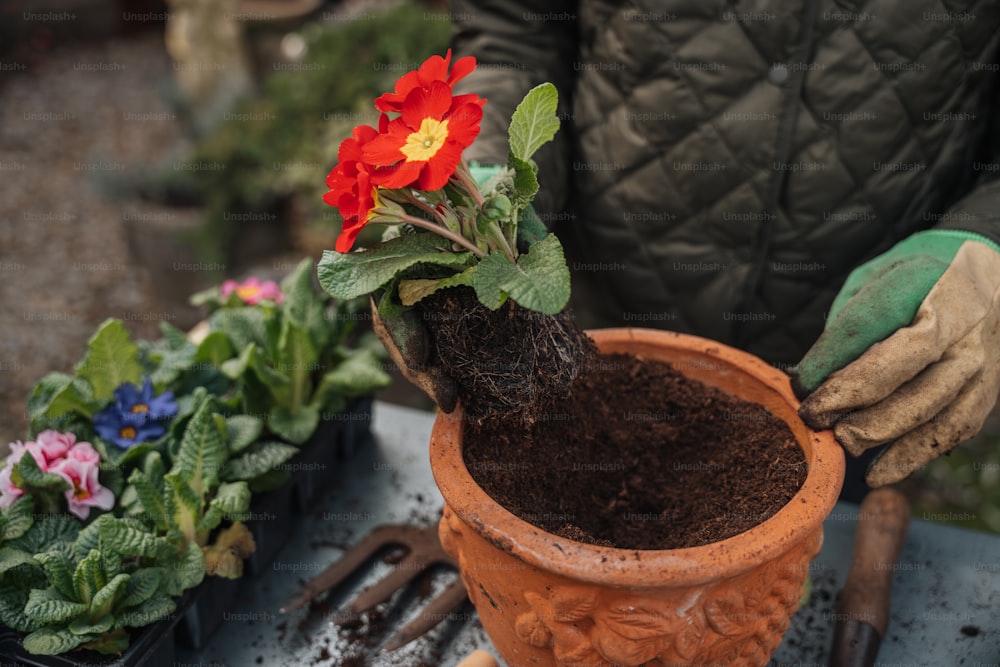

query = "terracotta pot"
[430, 328, 845, 667]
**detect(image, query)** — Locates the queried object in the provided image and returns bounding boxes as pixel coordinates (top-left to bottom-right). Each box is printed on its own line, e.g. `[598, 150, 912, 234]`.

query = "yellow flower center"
[236, 285, 261, 301]
[131, 404, 149, 414]
[120, 426, 137, 440]
[74, 483, 91, 500]
[400, 117, 449, 162]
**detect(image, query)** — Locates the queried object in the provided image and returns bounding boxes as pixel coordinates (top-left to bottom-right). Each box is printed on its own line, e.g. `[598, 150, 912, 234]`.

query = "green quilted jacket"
[451, 0, 1000, 365]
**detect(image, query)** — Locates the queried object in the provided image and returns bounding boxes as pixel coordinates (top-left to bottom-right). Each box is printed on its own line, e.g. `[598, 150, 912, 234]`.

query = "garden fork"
[279, 522, 468, 651]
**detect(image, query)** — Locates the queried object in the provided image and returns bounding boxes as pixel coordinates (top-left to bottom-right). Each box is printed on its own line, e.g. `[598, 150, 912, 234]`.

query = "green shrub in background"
[168, 2, 453, 263]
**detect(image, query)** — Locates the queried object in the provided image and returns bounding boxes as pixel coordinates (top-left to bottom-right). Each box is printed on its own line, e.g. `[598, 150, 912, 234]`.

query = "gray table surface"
[178, 401, 1000, 667]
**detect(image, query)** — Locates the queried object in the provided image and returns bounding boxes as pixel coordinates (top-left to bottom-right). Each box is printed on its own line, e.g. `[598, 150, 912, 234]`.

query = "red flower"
[363, 81, 483, 190]
[324, 121, 382, 252]
[375, 49, 481, 113]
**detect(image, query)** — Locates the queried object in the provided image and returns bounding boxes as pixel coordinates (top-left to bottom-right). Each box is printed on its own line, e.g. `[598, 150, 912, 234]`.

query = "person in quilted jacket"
[448, 0, 1000, 500]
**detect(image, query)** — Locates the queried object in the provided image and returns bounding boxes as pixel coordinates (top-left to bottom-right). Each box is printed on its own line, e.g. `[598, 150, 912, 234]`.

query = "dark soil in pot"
[463, 352, 807, 550]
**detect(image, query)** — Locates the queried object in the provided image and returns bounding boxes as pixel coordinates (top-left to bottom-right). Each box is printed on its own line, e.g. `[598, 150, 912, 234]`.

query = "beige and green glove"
[790, 230, 1000, 487]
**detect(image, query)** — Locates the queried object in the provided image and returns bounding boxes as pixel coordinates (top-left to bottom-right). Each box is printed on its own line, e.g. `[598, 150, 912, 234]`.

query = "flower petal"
[400, 81, 454, 128]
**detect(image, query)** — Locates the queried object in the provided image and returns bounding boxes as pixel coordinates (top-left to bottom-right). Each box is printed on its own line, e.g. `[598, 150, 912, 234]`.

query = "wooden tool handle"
[838, 487, 911, 637]
[457, 650, 500, 667]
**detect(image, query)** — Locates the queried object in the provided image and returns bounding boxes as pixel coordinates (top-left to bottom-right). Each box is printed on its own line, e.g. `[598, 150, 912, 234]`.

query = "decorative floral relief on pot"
[440, 504, 823, 667]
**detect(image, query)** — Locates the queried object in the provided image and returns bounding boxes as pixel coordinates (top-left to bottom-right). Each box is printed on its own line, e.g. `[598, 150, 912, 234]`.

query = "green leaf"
[26, 373, 100, 426]
[159, 321, 191, 350]
[22, 626, 92, 655]
[24, 588, 88, 623]
[472, 235, 571, 314]
[0, 547, 38, 575]
[90, 573, 130, 620]
[73, 550, 104, 605]
[225, 414, 264, 454]
[508, 82, 560, 162]
[317, 234, 473, 301]
[159, 541, 204, 596]
[1, 494, 35, 541]
[221, 441, 299, 482]
[508, 154, 540, 210]
[115, 592, 176, 628]
[119, 568, 162, 608]
[72, 520, 102, 564]
[81, 627, 130, 654]
[268, 404, 320, 445]
[10, 514, 79, 555]
[34, 550, 76, 599]
[13, 449, 71, 493]
[281, 258, 328, 340]
[210, 481, 252, 517]
[173, 395, 227, 498]
[397, 265, 478, 306]
[127, 468, 168, 531]
[314, 349, 392, 402]
[210, 307, 268, 353]
[74, 319, 144, 402]
[221, 343, 290, 390]
[194, 331, 235, 366]
[70, 614, 115, 636]
[278, 319, 318, 415]
[98, 517, 170, 560]
[164, 474, 200, 546]
[0, 565, 47, 632]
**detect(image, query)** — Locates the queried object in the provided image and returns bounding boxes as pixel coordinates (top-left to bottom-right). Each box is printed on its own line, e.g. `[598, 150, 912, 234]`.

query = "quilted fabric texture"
[452, 0, 1000, 365]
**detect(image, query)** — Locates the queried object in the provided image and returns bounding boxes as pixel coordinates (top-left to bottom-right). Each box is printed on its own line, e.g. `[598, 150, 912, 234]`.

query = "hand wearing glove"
[370, 163, 548, 412]
[790, 230, 1000, 487]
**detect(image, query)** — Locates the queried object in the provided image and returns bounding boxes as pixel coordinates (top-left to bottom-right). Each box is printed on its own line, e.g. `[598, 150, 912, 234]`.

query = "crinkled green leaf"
[221, 441, 299, 482]
[26, 373, 100, 427]
[115, 592, 176, 629]
[98, 517, 170, 560]
[210, 481, 252, 517]
[472, 235, 570, 314]
[119, 567, 163, 608]
[74, 319, 144, 402]
[281, 258, 328, 344]
[90, 573, 130, 620]
[159, 541, 204, 597]
[210, 306, 268, 353]
[508, 82, 560, 162]
[22, 626, 93, 655]
[0, 547, 38, 575]
[127, 467, 168, 531]
[508, 154, 540, 211]
[24, 588, 88, 623]
[172, 395, 226, 498]
[225, 414, 264, 454]
[10, 514, 80, 555]
[34, 550, 75, 599]
[0, 564, 47, 632]
[69, 614, 114, 636]
[317, 234, 473, 301]
[164, 474, 200, 546]
[314, 349, 391, 403]
[267, 404, 320, 445]
[397, 265, 477, 306]
[13, 451, 71, 493]
[159, 321, 191, 350]
[80, 627, 130, 654]
[194, 331, 235, 366]
[73, 550, 104, 605]
[278, 319, 318, 416]
[1, 494, 35, 541]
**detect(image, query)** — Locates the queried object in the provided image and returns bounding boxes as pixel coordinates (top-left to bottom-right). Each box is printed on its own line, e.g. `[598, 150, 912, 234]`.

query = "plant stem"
[379, 209, 486, 258]
[454, 159, 486, 208]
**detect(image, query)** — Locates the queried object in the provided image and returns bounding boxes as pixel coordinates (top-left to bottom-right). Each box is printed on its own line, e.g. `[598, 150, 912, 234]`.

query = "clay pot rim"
[430, 327, 845, 587]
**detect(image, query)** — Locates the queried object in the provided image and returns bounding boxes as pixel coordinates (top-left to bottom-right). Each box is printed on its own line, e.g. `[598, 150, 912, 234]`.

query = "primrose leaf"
[13, 451, 71, 493]
[472, 235, 570, 315]
[89, 573, 130, 620]
[99, 517, 170, 560]
[10, 514, 79, 556]
[281, 257, 328, 340]
[173, 395, 226, 498]
[221, 441, 299, 482]
[317, 234, 473, 301]
[314, 349, 392, 402]
[268, 404, 320, 445]
[119, 567, 163, 608]
[507, 155, 540, 212]
[225, 414, 264, 454]
[398, 265, 478, 306]
[34, 550, 76, 599]
[1, 494, 35, 542]
[73, 550, 105, 605]
[22, 626, 93, 655]
[115, 592, 176, 629]
[194, 331, 236, 367]
[508, 83, 560, 162]
[75, 319, 144, 402]
[24, 588, 88, 624]
[26, 373, 100, 427]
[210, 306, 268, 353]
[127, 467, 168, 532]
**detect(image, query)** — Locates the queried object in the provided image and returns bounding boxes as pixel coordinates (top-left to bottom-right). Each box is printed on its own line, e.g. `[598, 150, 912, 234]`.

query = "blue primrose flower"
[93, 378, 178, 450]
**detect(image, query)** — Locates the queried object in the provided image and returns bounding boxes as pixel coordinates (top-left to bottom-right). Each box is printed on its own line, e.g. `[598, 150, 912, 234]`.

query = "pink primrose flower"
[220, 276, 284, 305]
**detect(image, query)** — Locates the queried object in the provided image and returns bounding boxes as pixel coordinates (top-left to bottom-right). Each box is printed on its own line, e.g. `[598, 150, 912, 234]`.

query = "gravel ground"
[0, 32, 205, 445]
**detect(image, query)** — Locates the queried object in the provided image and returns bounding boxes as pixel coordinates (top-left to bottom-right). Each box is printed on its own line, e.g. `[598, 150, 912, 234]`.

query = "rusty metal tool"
[279, 522, 468, 652]
[829, 487, 911, 667]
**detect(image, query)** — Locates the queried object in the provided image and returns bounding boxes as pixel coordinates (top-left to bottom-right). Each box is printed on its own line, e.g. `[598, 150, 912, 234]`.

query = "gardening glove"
[790, 230, 1000, 487]
[370, 295, 459, 412]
